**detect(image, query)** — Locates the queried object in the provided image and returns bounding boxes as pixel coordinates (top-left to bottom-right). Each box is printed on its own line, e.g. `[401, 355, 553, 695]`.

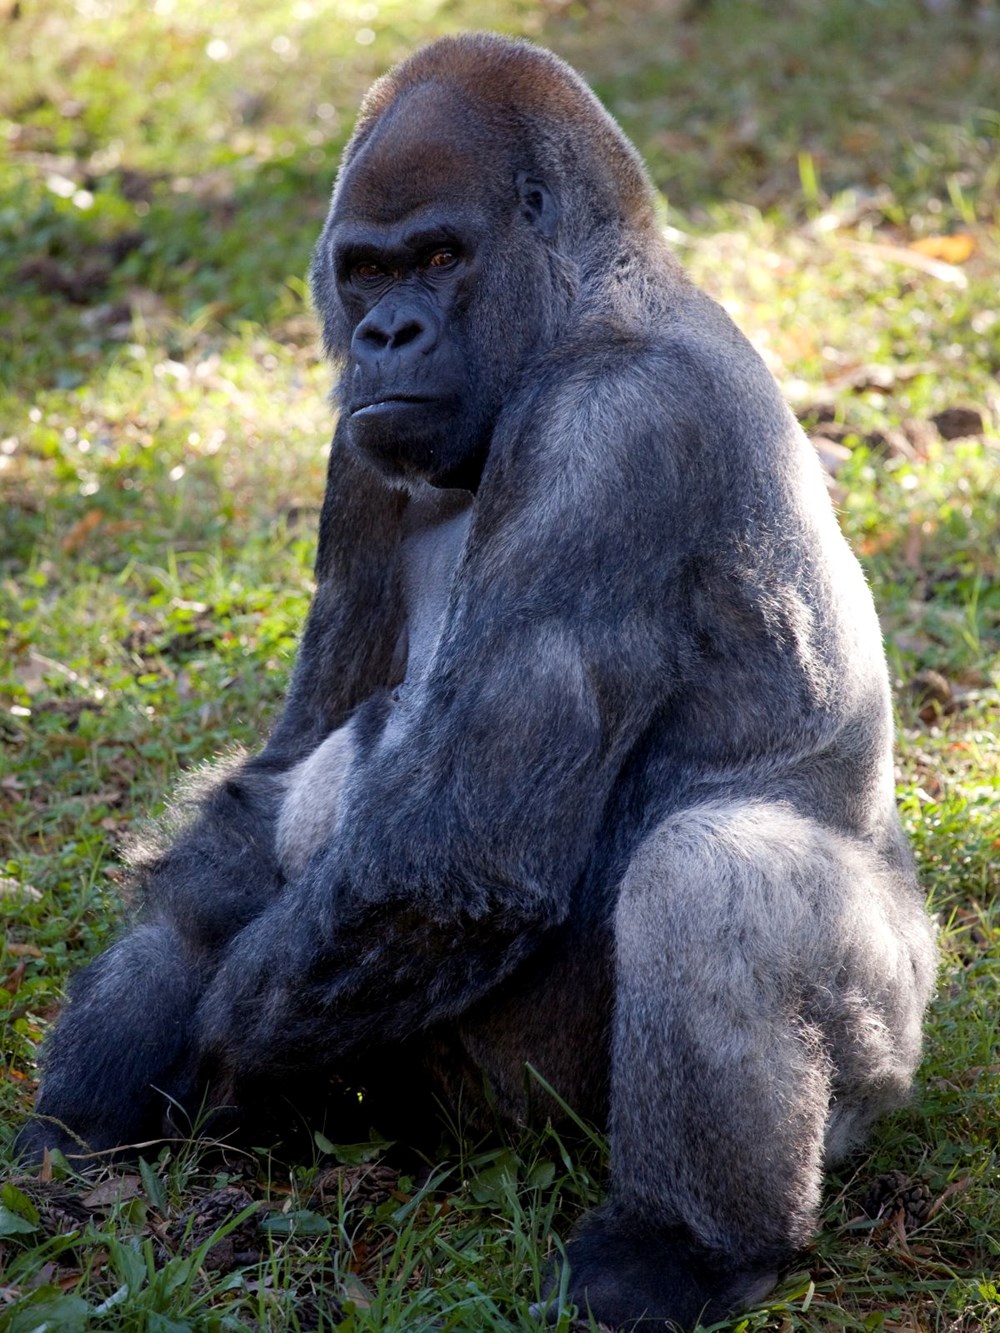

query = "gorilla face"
[315, 87, 559, 490]
[333, 201, 492, 488]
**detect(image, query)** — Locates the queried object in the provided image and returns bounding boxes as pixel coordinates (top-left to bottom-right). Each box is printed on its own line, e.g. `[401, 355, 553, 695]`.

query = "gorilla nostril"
[358, 321, 390, 350]
[354, 312, 430, 360]
[391, 320, 425, 349]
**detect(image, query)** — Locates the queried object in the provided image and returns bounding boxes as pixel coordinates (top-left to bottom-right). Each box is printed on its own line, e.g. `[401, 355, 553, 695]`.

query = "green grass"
[2, 0, 999, 1328]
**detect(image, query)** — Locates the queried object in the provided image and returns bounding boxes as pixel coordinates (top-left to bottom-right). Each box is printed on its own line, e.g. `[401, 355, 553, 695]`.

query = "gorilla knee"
[610, 799, 934, 1260]
[618, 796, 933, 1085]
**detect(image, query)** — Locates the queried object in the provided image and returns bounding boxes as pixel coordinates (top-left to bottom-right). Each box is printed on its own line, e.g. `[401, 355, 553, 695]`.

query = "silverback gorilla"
[21, 33, 936, 1331]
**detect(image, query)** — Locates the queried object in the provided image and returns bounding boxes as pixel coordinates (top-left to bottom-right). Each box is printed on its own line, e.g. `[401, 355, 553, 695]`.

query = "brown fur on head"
[334, 33, 656, 234]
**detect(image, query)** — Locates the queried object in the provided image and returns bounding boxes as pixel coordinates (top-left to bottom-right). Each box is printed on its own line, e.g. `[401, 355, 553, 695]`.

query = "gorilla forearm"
[204, 622, 628, 1081]
[196, 882, 560, 1082]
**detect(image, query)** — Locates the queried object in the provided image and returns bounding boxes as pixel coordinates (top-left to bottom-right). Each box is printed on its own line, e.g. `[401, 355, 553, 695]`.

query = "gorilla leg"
[445, 927, 613, 1131]
[557, 799, 935, 1330]
[16, 922, 210, 1162]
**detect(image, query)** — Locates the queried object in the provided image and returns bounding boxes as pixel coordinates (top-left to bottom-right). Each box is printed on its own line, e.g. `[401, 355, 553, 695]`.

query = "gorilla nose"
[353, 305, 437, 369]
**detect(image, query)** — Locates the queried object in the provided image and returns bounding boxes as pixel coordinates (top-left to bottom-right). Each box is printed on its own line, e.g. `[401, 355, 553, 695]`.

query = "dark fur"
[19, 34, 936, 1330]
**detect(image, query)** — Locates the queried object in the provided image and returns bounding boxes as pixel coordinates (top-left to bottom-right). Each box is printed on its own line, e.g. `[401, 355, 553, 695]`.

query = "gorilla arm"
[194, 400, 676, 1084]
[195, 618, 658, 1082]
[131, 430, 408, 952]
[261, 425, 408, 759]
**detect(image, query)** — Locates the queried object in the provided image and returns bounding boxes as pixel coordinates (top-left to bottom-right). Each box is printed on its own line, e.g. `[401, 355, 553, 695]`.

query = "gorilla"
[19, 33, 936, 1332]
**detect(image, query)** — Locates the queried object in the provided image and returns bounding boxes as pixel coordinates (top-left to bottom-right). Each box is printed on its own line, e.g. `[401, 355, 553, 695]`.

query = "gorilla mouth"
[351, 396, 435, 416]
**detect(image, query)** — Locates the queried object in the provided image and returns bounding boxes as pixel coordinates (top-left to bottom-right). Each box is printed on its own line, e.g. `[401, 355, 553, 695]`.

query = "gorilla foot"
[537, 1206, 781, 1331]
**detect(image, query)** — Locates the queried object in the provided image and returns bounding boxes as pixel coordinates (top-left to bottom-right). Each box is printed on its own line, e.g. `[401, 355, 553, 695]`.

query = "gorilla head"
[310, 35, 655, 488]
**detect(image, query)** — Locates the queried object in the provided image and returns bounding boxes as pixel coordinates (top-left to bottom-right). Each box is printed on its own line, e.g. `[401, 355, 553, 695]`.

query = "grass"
[1, 0, 998, 1328]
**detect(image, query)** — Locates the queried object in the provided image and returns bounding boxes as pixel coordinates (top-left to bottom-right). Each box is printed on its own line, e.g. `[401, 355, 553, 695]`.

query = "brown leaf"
[931, 406, 985, 440]
[6, 943, 43, 958]
[62, 509, 104, 554]
[1, 960, 28, 994]
[3, 1066, 35, 1089]
[843, 238, 967, 287]
[81, 1174, 143, 1209]
[926, 1176, 971, 1221]
[910, 233, 976, 264]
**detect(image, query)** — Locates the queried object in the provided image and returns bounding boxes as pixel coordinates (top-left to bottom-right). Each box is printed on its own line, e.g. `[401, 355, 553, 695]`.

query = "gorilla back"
[20, 33, 936, 1332]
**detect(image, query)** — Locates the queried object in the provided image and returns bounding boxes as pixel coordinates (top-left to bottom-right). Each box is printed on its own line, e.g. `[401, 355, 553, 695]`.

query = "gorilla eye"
[426, 248, 458, 269]
[352, 260, 387, 282]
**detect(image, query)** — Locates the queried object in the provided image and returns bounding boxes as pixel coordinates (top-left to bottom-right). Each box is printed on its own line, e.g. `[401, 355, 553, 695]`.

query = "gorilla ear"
[516, 171, 558, 240]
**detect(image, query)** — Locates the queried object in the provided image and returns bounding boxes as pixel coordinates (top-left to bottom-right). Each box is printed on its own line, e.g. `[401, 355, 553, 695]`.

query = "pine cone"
[166, 1185, 262, 1271]
[861, 1170, 932, 1231]
[8, 1177, 94, 1243]
[310, 1162, 400, 1211]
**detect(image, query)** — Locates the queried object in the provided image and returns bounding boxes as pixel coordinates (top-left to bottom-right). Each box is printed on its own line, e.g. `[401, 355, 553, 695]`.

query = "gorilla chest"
[390, 486, 474, 697]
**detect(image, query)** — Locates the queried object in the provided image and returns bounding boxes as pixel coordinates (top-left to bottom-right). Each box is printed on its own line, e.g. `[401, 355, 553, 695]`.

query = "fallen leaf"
[844, 238, 967, 287]
[931, 406, 985, 440]
[910, 233, 976, 264]
[6, 944, 43, 958]
[926, 1176, 971, 1221]
[1, 960, 28, 994]
[62, 508, 104, 554]
[81, 1175, 143, 1209]
[341, 1274, 373, 1311]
